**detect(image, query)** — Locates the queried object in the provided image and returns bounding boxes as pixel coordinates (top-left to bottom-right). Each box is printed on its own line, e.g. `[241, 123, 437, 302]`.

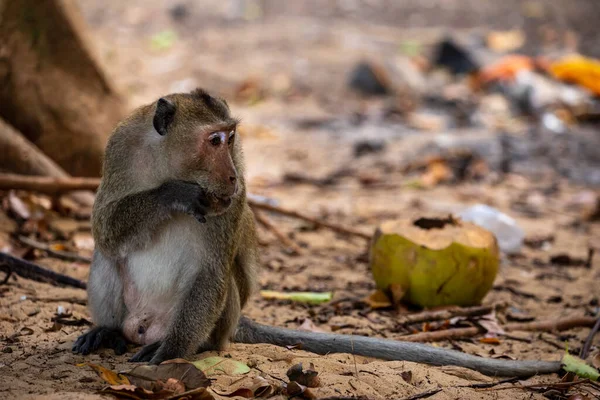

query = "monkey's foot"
[72, 327, 128, 355]
[129, 341, 161, 363]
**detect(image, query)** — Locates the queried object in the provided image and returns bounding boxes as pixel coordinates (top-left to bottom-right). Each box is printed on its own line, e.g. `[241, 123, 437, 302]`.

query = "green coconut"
[369, 216, 500, 308]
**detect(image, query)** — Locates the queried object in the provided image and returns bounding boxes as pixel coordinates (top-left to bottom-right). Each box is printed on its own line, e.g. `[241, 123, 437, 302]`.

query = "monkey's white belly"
[122, 215, 208, 345]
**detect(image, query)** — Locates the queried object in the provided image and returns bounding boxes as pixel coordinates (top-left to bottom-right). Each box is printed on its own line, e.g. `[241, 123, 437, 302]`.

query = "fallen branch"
[399, 388, 442, 400]
[0, 252, 86, 289]
[399, 316, 598, 343]
[248, 200, 371, 240]
[398, 302, 508, 325]
[0, 173, 372, 240]
[253, 210, 303, 255]
[18, 235, 92, 263]
[0, 173, 100, 194]
[580, 314, 600, 359]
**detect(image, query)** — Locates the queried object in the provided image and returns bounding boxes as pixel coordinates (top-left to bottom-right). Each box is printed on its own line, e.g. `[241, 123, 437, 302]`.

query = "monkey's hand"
[158, 181, 212, 223]
[72, 327, 128, 356]
[129, 341, 162, 363]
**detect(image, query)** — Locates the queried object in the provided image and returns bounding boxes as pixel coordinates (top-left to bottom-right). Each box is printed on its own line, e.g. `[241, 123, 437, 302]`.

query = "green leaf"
[260, 290, 333, 305]
[192, 356, 250, 376]
[562, 352, 600, 381]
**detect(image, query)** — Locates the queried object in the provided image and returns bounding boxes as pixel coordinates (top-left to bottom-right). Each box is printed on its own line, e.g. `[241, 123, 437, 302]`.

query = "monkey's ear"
[153, 98, 176, 136]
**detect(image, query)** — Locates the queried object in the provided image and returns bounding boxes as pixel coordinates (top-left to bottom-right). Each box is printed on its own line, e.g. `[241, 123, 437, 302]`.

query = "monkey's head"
[152, 88, 241, 211]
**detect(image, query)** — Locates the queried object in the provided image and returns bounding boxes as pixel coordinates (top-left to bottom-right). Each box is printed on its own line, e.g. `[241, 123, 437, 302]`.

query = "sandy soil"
[1, 1, 600, 399]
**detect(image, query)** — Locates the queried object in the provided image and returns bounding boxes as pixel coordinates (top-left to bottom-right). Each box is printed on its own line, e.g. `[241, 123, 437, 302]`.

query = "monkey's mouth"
[208, 193, 232, 212]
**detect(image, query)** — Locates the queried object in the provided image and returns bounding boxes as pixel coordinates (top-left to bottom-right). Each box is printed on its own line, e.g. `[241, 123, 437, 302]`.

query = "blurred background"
[1, 1, 600, 398]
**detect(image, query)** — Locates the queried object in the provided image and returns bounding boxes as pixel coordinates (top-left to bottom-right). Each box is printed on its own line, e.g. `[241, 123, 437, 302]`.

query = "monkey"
[65, 88, 561, 377]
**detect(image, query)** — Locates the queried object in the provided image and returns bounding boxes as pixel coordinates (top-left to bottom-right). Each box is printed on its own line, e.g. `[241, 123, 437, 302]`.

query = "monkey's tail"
[233, 316, 561, 378]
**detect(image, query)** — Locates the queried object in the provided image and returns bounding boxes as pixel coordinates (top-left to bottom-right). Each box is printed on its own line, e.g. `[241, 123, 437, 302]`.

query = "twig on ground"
[481, 379, 591, 392]
[253, 210, 303, 255]
[398, 302, 508, 325]
[248, 200, 371, 240]
[31, 296, 87, 306]
[0, 252, 86, 289]
[0, 173, 100, 194]
[399, 316, 598, 342]
[580, 314, 600, 359]
[0, 173, 372, 240]
[456, 377, 520, 389]
[18, 235, 91, 263]
[398, 388, 442, 400]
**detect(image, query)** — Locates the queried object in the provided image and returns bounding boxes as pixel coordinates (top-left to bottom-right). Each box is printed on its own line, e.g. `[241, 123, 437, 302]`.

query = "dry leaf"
[81, 363, 130, 386]
[286, 363, 320, 388]
[420, 159, 453, 187]
[298, 319, 326, 333]
[364, 290, 393, 309]
[123, 362, 210, 391]
[400, 370, 413, 384]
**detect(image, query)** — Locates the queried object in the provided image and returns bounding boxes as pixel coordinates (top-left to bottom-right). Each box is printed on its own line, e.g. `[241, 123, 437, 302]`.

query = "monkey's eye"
[228, 130, 235, 145]
[210, 135, 222, 146]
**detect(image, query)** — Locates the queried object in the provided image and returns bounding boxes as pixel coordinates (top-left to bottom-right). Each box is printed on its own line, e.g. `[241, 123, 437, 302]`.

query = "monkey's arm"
[94, 181, 211, 256]
[233, 317, 561, 378]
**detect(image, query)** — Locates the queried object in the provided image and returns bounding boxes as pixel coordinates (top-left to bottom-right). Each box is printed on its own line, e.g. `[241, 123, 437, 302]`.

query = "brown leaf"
[286, 363, 320, 388]
[389, 283, 406, 306]
[364, 290, 392, 309]
[591, 351, 600, 369]
[400, 370, 413, 384]
[420, 159, 453, 187]
[476, 312, 506, 336]
[298, 318, 326, 333]
[124, 362, 210, 392]
[285, 381, 316, 399]
[82, 363, 131, 386]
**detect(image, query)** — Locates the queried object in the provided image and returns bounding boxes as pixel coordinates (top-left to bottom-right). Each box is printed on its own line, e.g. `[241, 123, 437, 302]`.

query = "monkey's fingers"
[72, 327, 128, 356]
[129, 341, 161, 363]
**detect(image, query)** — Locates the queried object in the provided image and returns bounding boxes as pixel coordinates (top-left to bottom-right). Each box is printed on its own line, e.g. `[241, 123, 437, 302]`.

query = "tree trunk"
[0, 0, 125, 177]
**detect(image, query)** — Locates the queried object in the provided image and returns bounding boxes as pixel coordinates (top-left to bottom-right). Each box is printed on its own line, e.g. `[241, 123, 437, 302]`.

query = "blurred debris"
[486, 30, 526, 53]
[353, 139, 386, 158]
[150, 30, 177, 51]
[459, 204, 524, 254]
[550, 248, 594, 268]
[549, 55, 600, 96]
[433, 38, 479, 76]
[348, 61, 391, 96]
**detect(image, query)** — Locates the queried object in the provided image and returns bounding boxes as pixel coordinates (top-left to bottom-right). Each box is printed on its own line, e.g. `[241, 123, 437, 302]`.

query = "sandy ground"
[1, 1, 600, 399]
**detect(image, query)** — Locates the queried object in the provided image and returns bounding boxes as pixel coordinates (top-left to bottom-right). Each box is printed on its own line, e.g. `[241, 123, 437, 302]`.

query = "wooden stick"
[0, 173, 372, 240]
[399, 316, 598, 343]
[18, 235, 92, 263]
[0, 173, 100, 194]
[398, 302, 508, 325]
[580, 314, 600, 359]
[0, 252, 86, 289]
[248, 201, 371, 240]
[253, 210, 303, 255]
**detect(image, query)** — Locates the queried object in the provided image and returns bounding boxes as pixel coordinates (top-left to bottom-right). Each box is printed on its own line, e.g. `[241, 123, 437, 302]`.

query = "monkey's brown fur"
[73, 88, 258, 363]
[73, 88, 562, 376]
